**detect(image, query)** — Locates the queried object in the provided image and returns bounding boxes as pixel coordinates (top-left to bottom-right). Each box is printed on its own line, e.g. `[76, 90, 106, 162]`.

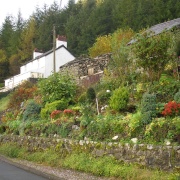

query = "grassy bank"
[0, 143, 179, 180]
[0, 92, 10, 112]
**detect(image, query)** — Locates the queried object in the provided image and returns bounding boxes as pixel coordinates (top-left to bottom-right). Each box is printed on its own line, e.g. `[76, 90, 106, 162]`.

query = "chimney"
[56, 35, 67, 48]
[33, 48, 43, 59]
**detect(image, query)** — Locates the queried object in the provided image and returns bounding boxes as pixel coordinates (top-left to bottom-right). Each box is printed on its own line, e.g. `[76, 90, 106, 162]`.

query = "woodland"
[0, 0, 180, 83]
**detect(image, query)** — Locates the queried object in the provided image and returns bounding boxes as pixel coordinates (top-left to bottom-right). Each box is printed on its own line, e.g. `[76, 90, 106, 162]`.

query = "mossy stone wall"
[0, 135, 179, 171]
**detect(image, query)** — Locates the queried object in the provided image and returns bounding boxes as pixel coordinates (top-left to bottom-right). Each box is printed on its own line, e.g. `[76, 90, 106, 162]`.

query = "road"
[0, 159, 48, 180]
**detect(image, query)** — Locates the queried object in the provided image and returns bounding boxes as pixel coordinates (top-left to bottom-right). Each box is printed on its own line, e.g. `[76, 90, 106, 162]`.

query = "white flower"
[165, 139, 171, 145]
[112, 135, 118, 140]
[106, 90, 110, 93]
[131, 138, 138, 143]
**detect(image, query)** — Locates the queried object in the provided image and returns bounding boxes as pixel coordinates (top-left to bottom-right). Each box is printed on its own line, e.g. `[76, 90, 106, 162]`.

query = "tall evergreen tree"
[18, 18, 37, 63]
[0, 16, 15, 58]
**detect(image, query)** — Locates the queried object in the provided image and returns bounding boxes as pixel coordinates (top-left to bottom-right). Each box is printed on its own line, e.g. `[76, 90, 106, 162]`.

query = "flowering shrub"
[162, 101, 180, 117]
[50, 110, 62, 120]
[8, 81, 37, 110]
[63, 109, 74, 117]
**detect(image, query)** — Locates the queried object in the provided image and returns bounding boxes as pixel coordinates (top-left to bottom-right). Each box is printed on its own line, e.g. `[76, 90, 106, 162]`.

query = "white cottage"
[4, 36, 75, 90]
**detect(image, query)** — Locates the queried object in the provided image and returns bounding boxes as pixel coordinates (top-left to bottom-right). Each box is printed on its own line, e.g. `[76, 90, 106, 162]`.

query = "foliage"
[145, 117, 180, 143]
[7, 81, 37, 110]
[9, 54, 21, 76]
[86, 87, 96, 103]
[111, 28, 134, 50]
[0, 143, 26, 158]
[0, 92, 10, 112]
[128, 112, 144, 138]
[132, 31, 174, 81]
[63, 109, 74, 117]
[18, 18, 37, 63]
[161, 101, 180, 117]
[38, 72, 77, 104]
[40, 100, 69, 120]
[23, 100, 41, 121]
[50, 110, 62, 120]
[63, 152, 177, 179]
[78, 92, 87, 104]
[6, 119, 21, 135]
[149, 74, 180, 102]
[1, 110, 19, 123]
[97, 89, 111, 106]
[88, 35, 112, 58]
[0, 49, 8, 82]
[156, 102, 165, 117]
[109, 86, 129, 111]
[174, 90, 180, 103]
[140, 93, 156, 125]
[0, 125, 6, 134]
[105, 28, 134, 85]
[86, 114, 128, 141]
[80, 104, 95, 128]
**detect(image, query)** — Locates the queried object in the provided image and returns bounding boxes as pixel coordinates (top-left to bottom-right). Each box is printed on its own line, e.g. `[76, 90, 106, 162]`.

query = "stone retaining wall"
[0, 135, 179, 171]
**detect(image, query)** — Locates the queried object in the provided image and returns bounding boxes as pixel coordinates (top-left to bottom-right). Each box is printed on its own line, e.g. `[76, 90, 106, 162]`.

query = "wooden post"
[53, 25, 56, 73]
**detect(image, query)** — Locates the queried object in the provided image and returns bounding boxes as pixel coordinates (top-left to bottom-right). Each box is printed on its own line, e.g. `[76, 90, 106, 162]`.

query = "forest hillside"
[0, 0, 180, 83]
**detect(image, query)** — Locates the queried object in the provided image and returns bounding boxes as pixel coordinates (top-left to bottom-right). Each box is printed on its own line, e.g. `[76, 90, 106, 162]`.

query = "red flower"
[162, 101, 180, 117]
[63, 109, 74, 116]
[50, 110, 62, 119]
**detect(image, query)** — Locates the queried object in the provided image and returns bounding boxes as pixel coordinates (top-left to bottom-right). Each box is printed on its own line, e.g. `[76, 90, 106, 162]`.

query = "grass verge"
[0, 92, 10, 112]
[0, 143, 179, 180]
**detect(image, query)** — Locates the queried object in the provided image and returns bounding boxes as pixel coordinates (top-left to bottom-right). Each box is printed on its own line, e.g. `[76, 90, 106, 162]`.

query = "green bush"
[144, 117, 179, 143]
[7, 81, 37, 110]
[38, 72, 77, 104]
[86, 87, 96, 103]
[149, 74, 180, 102]
[6, 119, 21, 135]
[85, 114, 128, 141]
[23, 100, 41, 121]
[79, 104, 95, 129]
[40, 100, 69, 120]
[174, 90, 180, 103]
[156, 102, 165, 117]
[128, 112, 144, 138]
[78, 92, 87, 104]
[0, 125, 6, 134]
[172, 116, 180, 143]
[140, 93, 156, 125]
[97, 89, 111, 105]
[109, 86, 129, 111]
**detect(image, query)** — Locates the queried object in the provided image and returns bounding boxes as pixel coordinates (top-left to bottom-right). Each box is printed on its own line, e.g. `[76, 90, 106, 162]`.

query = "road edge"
[0, 155, 65, 180]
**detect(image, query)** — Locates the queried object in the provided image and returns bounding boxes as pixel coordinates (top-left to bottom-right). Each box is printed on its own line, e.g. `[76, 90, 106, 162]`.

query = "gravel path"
[0, 155, 116, 180]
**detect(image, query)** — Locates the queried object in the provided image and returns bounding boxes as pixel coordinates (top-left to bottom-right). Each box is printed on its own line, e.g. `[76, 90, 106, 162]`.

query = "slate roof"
[148, 18, 180, 35]
[22, 44, 74, 66]
[128, 18, 180, 44]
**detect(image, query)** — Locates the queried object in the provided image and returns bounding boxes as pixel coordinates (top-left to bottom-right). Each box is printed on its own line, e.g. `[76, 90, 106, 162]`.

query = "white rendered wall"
[5, 46, 74, 89]
[44, 47, 75, 77]
[20, 57, 45, 75]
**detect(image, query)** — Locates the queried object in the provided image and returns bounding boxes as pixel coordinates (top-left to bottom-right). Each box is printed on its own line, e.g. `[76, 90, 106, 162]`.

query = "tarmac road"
[0, 159, 48, 180]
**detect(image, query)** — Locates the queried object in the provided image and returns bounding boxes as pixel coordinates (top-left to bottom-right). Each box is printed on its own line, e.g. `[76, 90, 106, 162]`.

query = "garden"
[0, 28, 179, 145]
[0, 28, 180, 179]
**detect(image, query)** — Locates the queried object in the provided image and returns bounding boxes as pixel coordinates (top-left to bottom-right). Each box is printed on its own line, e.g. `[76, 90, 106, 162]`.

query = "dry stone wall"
[59, 54, 111, 86]
[0, 135, 179, 171]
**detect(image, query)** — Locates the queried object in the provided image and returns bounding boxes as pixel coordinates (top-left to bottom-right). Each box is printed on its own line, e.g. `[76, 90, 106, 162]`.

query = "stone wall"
[0, 135, 179, 171]
[59, 53, 111, 86]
